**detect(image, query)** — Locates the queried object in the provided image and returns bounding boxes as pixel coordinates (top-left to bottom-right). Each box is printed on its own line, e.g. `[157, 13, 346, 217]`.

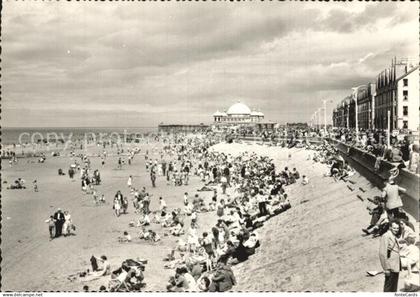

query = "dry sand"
[1, 141, 414, 291]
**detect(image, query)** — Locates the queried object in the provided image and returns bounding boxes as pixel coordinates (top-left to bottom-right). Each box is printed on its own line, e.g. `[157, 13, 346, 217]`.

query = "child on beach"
[45, 216, 56, 240]
[119, 231, 132, 243]
[99, 194, 106, 204]
[33, 180, 38, 192]
[301, 175, 309, 185]
[113, 198, 121, 217]
[127, 175, 133, 189]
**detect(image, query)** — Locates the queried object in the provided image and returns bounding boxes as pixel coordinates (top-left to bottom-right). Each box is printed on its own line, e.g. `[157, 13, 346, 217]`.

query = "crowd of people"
[331, 128, 419, 174]
[126, 137, 300, 292]
[3, 128, 418, 292]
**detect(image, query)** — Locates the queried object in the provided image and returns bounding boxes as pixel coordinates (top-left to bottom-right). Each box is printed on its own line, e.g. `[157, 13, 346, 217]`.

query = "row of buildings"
[332, 58, 419, 133]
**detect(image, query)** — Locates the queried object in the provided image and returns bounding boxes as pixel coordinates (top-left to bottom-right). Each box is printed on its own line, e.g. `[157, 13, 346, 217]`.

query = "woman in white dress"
[187, 222, 200, 253]
[114, 197, 121, 217]
[62, 211, 72, 236]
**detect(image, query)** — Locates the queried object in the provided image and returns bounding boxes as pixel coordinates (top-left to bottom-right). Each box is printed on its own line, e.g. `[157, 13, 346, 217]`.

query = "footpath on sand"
[211, 143, 417, 292]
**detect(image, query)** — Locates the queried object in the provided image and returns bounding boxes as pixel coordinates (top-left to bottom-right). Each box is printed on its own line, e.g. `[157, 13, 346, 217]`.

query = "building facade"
[374, 61, 417, 131]
[332, 59, 418, 134]
[395, 66, 419, 131]
[333, 95, 354, 129]
[356, 83, 376, 130]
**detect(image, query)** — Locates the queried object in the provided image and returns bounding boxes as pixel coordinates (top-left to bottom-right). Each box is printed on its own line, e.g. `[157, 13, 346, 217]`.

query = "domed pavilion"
[213, 101, 264, 124]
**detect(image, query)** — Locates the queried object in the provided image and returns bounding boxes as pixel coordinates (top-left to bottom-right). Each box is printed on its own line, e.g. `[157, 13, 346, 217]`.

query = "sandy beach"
[1, 141, 415, 291]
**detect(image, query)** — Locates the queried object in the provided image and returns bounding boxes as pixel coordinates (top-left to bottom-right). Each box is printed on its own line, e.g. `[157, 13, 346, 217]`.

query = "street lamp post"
[317, 109, 321, 132]
[323, 100, 327, 134]
[346, 104, 349, 129]
[387, 110, 391, 147]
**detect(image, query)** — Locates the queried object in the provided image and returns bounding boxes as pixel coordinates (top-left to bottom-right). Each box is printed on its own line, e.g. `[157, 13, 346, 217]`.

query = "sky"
[2, 2, 418, 127]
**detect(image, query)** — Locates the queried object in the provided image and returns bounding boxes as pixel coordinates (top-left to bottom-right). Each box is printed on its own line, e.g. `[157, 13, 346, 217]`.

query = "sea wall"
[329, 139, 419, 220]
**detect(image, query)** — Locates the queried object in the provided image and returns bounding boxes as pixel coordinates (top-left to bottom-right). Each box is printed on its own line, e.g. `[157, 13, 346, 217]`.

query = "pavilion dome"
[213, 110, 225, 117]
[227, 101, 251, 115]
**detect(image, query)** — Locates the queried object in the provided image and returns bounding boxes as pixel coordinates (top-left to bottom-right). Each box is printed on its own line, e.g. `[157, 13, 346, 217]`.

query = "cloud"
[2, 1, 418, 127]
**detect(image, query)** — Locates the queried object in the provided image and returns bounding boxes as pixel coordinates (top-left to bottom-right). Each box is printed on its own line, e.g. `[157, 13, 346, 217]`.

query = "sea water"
[1, 127, 158, 145]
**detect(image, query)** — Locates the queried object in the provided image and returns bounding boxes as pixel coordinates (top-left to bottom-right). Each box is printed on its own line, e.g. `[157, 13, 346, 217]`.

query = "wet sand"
[1, 141, 415, 291]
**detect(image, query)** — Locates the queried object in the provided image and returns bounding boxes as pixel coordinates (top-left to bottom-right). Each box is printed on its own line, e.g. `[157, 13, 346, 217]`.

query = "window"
[403, 121, 408, 129]
[403, 90, 408, 96]
[403, 106, 408, 116]
[403, 79, 408, 87]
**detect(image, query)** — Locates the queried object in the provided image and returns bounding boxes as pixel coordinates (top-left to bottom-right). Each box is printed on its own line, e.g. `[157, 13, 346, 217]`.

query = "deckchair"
[108, 270, 129, 292]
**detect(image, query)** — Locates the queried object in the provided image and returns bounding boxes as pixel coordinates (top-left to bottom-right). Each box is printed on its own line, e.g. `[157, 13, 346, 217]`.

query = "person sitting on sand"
[119, 231, 132, 243]
[301, 175, 309, 185]
[184, 202, 193, 216]
[362, 196, 387, 236]
[9, 178, 26, 189]
[243, 232, 260, 255]
[170, 222, 184, 236]
[209, 256, 236, 292]
[137, 213, 151, 227]
[167, 266, 197, 292]
[92, 255, 111, 276]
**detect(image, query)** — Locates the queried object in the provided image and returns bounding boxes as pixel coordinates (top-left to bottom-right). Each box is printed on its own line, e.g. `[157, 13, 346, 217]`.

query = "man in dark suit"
[379, 220, 401, 292]
[53, 208, 65, 237]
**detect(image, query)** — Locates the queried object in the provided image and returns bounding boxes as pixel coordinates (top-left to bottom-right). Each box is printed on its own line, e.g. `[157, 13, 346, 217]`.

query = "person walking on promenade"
[381, 177, 406, 218]
[379, 220, 401, 292]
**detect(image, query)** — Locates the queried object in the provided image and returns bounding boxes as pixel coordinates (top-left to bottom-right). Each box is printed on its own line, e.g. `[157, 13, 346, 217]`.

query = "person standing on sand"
[127, 175, 133, 189]
[142, 193, 151, 214]
[33, 180, 38, 192]
[151, 170, 157, 188]
[379, 220, 401, 292]
[53, 208, 65, 237]
[45, 215, 55, 240]
[381, 177, 406, 219]
[113, 197, 121, 217]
